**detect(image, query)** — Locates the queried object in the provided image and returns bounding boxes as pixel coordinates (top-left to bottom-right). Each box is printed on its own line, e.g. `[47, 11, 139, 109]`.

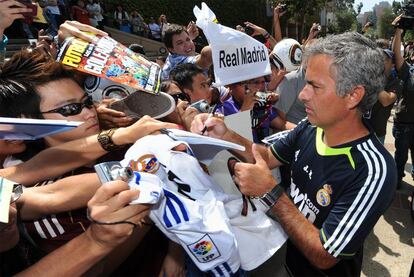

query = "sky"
[357, 0, 393, 13]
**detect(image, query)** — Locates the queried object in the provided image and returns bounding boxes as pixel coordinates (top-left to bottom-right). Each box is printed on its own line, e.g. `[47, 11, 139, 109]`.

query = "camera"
[189, 99, 211, 113]
[94, 161, 163, 205]
[398, 1, 414, 30]
[279, 3, 288, 13]
[244, 25, 254, 36]
[255, 91, 268, 102]
[94, 161, 134, 184]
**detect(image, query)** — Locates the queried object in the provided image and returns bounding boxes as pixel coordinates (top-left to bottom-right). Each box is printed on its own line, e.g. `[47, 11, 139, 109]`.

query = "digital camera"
[94, 161, 134, 184]
[279, 3, 288, 13]
[244, 25, 254, 36]
[255, 91, 268, 102]
[189, 99, 211, 113]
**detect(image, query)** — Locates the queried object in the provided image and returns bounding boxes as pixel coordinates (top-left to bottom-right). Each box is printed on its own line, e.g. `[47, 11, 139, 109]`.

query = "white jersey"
[121, 134, 287, 272]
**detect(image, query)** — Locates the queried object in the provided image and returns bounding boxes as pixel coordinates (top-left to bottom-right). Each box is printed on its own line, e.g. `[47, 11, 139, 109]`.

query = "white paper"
[0, 177, 14, 223]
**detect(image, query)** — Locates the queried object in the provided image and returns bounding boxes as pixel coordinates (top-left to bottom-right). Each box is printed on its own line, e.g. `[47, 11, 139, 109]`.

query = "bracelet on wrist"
[263, 32, 271, 40]
[97, 128, 121, 151]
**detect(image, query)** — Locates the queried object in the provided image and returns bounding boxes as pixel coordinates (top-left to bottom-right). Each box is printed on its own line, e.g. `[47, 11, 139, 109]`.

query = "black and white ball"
[270, 38, 302, 72]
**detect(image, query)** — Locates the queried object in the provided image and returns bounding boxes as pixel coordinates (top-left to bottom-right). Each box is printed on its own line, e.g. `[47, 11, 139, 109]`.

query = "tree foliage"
[105, 0, 271, 30]
[333, 0, 355, 10]
[378, 7, 397, 39]
[103, 0, 364, 38]
[329, 7, 357, 33]
[356, 2, 363, 14]
[404, 30, 414, 42]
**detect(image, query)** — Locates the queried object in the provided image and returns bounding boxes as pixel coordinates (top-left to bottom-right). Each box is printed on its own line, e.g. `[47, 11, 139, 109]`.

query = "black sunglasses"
[41, 96, 94, 117]
[170, 92, 191, 104]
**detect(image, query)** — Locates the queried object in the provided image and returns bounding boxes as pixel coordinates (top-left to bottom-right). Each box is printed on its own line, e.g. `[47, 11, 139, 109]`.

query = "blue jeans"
[392, 122, 414, 181]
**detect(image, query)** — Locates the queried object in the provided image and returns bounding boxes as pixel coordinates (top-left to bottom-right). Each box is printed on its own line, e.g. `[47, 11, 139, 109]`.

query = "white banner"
[194, 3, 271, 86]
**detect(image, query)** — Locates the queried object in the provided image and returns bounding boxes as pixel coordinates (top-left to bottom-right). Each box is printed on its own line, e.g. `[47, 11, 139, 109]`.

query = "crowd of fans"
[0, 1, 413, 276]
[5, 0, 171, 41]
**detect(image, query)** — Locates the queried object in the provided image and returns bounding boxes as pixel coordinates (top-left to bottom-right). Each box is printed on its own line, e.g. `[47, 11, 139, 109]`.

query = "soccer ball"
[270, 38, 302, 72]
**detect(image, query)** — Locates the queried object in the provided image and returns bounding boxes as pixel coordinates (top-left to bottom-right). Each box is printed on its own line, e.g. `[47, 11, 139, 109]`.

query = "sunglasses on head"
[41, 96, 94, 117]
[170, 92, 191, 104]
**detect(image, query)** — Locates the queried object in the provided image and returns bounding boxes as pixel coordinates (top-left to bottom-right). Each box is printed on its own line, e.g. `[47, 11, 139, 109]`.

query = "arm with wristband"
[244, 21, 277, 49]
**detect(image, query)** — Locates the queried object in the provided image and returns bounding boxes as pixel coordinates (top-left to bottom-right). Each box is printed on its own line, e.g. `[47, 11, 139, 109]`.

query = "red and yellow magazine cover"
[56, 35, 161, 94]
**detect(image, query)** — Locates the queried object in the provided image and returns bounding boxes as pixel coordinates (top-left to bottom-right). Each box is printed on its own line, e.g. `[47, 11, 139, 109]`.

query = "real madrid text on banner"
[193, 2, 271, 86]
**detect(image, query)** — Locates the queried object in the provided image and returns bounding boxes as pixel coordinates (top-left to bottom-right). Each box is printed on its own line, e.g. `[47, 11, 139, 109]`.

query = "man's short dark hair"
[0, 50, 76, 119]
[170, 63, 204, 90]
[163, 24, 188, 50]
[0, 79, 42, 118]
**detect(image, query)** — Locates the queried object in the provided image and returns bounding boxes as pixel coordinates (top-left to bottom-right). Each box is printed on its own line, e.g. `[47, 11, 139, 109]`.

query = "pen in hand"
[201, 104, 218, 135]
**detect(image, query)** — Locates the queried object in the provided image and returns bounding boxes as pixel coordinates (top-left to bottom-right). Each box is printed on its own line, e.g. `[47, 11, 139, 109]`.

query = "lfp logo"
[192, 240, 212, 256]
[187, 234, 221, 263]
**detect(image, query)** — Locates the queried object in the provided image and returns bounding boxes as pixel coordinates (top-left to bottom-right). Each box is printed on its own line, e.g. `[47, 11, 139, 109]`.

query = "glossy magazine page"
[56, 35, 161, 94]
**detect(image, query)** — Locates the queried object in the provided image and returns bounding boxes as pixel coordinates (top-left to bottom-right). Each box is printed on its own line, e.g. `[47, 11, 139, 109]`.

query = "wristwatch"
[97, 128, 120, 151]
[260, 184, 284, 211]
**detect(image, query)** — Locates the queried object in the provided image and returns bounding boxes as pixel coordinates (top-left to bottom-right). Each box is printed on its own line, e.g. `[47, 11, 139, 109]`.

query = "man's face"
[37, 79, 100, 146]
[228, 82, 246, 103]
[169, 31, 196, 56]
[299, 54, 349, 128]
[184, 73, 212, 103]
[247, 77, 266, 92]
[0, 204, 19, 252]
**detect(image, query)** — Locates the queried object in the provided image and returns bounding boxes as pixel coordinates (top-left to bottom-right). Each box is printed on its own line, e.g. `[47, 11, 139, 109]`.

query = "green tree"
[284, 0, 326, 40]
[378, 7, 396, 39]
[356, 2, 363, 14]
[105, 0, 272, 30]
[404, 30, 414, 42]
[331, 8, 357, 33]
[333, 0, 355, 10]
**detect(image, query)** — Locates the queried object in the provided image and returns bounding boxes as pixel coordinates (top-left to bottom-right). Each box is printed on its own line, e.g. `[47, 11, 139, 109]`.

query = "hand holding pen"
[201, 104, 219, 135]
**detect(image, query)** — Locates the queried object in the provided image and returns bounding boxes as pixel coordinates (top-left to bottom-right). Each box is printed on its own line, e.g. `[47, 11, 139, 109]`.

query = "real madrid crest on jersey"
[316, 184, 332, 207]
[128, 154, 160, 174]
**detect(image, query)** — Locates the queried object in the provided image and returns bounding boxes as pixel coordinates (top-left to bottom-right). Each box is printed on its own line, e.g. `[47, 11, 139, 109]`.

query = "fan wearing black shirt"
[191, 32, 397, 276]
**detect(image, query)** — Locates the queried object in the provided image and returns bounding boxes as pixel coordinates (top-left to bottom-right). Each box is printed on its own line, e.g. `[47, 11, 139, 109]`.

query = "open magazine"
[161, 128, 245, 165]
[0, 177, 15, 223]
[0, 117, 82, 140]
[56, 35, 161, 94]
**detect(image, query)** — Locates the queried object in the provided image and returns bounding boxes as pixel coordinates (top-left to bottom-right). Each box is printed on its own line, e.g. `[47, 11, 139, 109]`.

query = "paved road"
[361, 120, 414, 277]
